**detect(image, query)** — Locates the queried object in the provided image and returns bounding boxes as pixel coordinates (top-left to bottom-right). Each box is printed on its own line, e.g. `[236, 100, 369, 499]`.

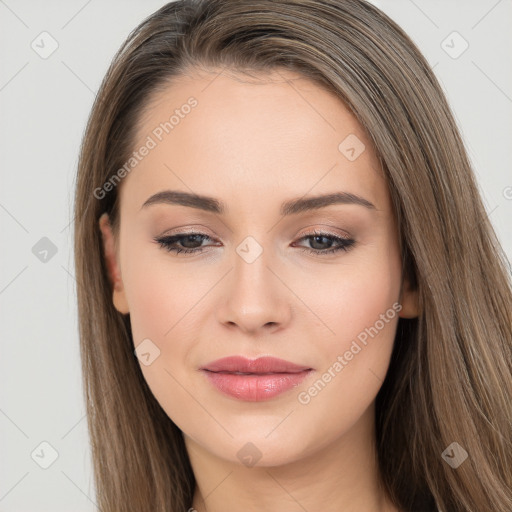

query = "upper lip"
[200, 356, 312, 374]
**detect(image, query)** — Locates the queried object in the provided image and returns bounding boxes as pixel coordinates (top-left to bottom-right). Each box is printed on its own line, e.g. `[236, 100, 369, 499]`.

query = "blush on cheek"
[319, 272, 399, 344]
[130, 286, 177, 344]
[320, 274, 401, 380]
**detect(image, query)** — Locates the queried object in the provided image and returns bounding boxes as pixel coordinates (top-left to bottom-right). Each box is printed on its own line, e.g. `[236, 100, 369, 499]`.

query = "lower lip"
[202, 370, 312, 401]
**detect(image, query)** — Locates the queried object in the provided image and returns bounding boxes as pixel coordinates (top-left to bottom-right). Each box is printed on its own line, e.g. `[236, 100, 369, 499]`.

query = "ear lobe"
[99, 213, 130, 314]
[398, 276, 420, 319]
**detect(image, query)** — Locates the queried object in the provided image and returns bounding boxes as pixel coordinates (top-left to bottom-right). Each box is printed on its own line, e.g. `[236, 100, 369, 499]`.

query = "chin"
[200, 427, 317, 468]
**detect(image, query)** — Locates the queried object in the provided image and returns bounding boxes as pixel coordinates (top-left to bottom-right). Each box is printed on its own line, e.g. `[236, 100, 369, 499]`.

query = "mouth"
[200, 356, 313, 401]
[200, 355, 312, 374]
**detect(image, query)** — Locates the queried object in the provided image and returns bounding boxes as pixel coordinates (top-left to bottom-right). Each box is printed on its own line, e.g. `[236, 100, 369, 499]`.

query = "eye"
[154, 232, 216, 255]
[293, 229, 356, 255]
[153, 229, 356, 256]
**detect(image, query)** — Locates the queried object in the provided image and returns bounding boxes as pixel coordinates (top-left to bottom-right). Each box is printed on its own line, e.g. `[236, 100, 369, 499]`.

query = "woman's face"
[100, 67, 418, 467]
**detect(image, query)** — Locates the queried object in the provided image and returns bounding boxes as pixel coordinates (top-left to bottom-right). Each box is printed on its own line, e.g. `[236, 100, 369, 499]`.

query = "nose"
[215, 240, 292, 335]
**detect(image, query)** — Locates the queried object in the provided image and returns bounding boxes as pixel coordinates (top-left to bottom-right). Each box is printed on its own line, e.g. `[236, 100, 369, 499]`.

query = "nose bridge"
[215, 232, 290, 332]
[232, 232, 277, 302]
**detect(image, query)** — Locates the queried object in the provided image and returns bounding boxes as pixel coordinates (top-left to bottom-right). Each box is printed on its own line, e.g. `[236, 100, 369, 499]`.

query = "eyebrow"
[140, 189, 376, 216]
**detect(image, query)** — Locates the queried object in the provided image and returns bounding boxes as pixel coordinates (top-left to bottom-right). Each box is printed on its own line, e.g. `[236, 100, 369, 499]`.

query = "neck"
[184, 403, 400, 512]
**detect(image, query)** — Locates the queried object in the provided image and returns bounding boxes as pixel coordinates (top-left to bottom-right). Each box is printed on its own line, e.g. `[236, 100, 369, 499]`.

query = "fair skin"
[99, 67, 418, 512]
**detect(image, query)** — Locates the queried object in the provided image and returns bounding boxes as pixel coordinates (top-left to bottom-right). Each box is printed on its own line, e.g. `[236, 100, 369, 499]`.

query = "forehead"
[120, 67, 389, 216]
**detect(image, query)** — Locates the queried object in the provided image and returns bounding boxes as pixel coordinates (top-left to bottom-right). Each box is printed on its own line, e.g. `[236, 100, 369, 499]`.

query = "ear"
[398, 275, 420, 319]
[98, 213, 129, 314]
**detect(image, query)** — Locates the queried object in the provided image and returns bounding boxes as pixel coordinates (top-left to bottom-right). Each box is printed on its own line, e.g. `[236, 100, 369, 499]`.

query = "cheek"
[121, 251, 201, 431]
[296, 246, 402, 351]
[121, 238, 202, 343]
[292, 244, 402, 432]
[119, 243, 212, 412]
[126, 269, 175, 344]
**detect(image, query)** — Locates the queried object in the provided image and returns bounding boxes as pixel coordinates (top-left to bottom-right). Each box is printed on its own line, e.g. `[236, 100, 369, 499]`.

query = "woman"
[73, 1, 512, 511]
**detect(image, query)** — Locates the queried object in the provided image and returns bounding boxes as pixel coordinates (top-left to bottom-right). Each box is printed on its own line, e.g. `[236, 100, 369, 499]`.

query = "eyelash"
[153, 230, 356, 256]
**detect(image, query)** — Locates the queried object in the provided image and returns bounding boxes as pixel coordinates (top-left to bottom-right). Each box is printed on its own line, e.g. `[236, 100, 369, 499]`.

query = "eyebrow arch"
[140, 190, 376, 215]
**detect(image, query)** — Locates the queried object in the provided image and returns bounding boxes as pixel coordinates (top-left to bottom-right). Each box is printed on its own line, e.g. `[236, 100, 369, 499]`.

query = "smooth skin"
[99, 67, 418, 512]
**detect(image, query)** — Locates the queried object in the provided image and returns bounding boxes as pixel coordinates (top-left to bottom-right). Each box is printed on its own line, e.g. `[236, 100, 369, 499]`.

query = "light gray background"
[1, 1, 511, 510]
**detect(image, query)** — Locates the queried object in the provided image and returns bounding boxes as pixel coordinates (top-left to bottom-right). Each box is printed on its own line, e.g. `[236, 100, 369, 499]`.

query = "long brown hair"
[73, 1, 512, 510]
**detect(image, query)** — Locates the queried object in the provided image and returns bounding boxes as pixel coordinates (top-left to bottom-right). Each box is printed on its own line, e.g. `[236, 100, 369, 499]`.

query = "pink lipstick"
[200, 356, 313, 401]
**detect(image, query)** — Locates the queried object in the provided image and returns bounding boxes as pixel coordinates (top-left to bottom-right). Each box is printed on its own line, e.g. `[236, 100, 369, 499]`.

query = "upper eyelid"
[158, 222, 353, 238]
[157, 229, 350, 239]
